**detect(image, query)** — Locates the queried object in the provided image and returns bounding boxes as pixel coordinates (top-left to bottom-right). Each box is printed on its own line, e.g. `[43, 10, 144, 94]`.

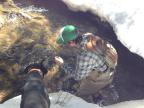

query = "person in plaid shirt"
[55, 25, 118, 104]
[61, 50, 108, 81]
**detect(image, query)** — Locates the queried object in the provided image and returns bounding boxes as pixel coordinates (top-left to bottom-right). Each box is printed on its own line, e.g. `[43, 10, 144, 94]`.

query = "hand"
[54, 56, 64, 65]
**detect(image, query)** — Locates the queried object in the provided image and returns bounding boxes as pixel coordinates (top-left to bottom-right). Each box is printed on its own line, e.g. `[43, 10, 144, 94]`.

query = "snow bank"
[0, 92, 101, 108]
[62, 0, 144, 58]
[106, 100, 144, 108]
[1, 92, 144, 108]
[0, 96, 20, 108]
[50, 91, 101, 108]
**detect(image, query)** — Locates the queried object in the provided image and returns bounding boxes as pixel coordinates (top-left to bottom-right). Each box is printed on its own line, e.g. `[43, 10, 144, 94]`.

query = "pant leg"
[76, 44, 118, 103]
[20, 72, 50, 108]
[76, 71, 113, 102]
[98, 84, 119, 106]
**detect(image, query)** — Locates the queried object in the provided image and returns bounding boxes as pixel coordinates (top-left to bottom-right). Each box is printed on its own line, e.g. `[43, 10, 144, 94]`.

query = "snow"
[50, 91, 101, 108]
[62, 0, 144, 58]
[0, 92, 101, 108]
[1, 91, 144, 108]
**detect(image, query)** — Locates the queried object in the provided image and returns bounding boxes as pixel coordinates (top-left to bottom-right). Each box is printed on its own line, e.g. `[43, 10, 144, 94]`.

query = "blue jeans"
[20, 72, 50, 108]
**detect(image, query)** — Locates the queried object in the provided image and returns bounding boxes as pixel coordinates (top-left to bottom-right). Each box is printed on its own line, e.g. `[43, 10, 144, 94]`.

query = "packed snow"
[1, 91, 144, 108]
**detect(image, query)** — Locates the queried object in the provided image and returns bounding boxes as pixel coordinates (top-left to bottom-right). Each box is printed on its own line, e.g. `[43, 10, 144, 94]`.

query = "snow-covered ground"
[1, 91, 144, 108]
[62, 0, 144, 58]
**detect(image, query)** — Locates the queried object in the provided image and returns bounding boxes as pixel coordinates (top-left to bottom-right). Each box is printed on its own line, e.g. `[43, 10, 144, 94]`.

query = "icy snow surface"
[1, 91, 144, 108]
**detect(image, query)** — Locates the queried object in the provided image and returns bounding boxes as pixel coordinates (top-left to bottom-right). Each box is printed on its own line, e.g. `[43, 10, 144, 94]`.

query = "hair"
[74, 34, 82, 44]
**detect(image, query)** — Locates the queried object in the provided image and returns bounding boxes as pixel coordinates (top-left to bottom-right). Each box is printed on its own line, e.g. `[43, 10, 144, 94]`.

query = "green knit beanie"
[56, 25, 78, 45]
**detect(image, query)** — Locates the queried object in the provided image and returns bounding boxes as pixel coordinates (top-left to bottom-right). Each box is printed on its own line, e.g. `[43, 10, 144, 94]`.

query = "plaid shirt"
[61, 35, 108, 81]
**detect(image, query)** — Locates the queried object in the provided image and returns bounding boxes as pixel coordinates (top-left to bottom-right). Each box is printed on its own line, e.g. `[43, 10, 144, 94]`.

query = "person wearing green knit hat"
[55, 25, 118, 105]
[56, 25, 78, 45]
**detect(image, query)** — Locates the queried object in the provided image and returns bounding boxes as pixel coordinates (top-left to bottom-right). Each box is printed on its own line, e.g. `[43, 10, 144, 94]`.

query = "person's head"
[56, 25, 78, 46]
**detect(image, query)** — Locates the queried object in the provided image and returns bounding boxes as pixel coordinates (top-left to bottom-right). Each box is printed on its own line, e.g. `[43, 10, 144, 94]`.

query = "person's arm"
[54, 56, 74, 76]
[74, 52, 95, 81]
[54, 56, 79, 92]
[105, 43, 118, 66]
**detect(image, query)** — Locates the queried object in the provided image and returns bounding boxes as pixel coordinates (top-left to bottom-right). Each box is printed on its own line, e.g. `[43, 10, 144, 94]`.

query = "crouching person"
[55, 25, 118, 105]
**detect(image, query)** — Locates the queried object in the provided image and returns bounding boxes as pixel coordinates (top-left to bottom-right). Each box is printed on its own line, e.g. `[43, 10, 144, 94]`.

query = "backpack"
[82, 33, 118, 68]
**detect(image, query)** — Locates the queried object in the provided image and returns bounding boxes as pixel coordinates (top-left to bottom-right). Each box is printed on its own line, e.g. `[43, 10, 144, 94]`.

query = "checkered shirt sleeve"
[61, 63, 75, 77]
[61, 51, 108, 81]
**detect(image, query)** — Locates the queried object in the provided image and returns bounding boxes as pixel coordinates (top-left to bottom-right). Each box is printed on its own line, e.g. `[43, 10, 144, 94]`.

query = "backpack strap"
[105, 43, 118, 67]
